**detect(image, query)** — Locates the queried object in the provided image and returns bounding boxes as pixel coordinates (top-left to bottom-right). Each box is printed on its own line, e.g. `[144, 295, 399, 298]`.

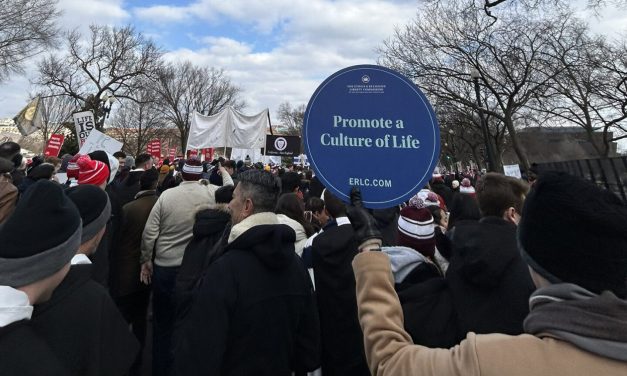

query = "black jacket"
[312, 222, 369, 376]
[113, 170, 144, 206]
[175, 207, 231, 322]
[0, 320, 68, 376]
[399, 217, 536, 347]
[175, 223, 320, 376]
[31, 264, 139, 376]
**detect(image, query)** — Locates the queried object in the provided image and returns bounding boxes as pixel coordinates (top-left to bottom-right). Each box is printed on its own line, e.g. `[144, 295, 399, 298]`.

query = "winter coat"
[141, 178, 232, 267]
[311, 219, 370, 376]
[277, 213, 308, 256]
[113, 170, 144, 206]
[352, 251, 627, 376]
[88, 184, 121, 288]
[110, 190, 158, 298]
[0, 173, 17, 224]
[371, 207, 399, 247]
[174, 213, 320, 375]
[397, 216, 535, 348]
[0, 320, 68, 375]
[31, 264, 139, 376]
[175, 206, 230, 322]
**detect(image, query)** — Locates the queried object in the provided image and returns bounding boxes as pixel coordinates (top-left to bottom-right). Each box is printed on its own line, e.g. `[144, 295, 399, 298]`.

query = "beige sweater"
[352, 251, 627, 376]
[141, 176, 232, 267]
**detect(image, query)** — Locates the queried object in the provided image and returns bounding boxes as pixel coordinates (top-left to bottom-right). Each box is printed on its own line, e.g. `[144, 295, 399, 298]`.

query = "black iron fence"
[536, 157, 627, 202]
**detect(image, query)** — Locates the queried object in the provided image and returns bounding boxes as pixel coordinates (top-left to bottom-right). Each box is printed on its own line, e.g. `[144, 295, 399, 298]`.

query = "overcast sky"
[0, 0, 625, 143]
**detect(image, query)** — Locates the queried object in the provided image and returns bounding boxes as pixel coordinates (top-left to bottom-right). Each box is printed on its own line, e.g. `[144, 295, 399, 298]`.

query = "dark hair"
[215, 185, 235, 204]
[428, 205, 444, 226]
[113, 151, 126, 159]
[476, 173, 529, 217]
[305, 170, 313, 180]
[28, 163, 55, 180]
[323, 190, 346, 218]
[222, 160, 236, 169]
[162, 158, 170, 166]
[44, 156, 61, 166]
[0, 141, 20, 159]
[280, 172, 301, 194]
[448, 194, 481, 229]
[238, 170, 280, 213]
[276, 193, 314, 237]
[135, 153, 152, 168]
[140, 168, 159, 190]
[306, 197, 325, 213]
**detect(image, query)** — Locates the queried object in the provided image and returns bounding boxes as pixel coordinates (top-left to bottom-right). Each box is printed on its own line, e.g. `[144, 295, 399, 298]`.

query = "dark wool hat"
[65, 185, 111, 243]
[215, 185, 235, 204]
[27, 163, 55, 180]
[519, 171, 627, 297]
[0, 141, 20, 160]
[0, 157, 13, 173]
[0, 180, 81, 287]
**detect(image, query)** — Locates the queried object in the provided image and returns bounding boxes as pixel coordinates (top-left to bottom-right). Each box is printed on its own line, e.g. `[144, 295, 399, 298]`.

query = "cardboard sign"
[265, 135, 301, 156]
[44, 134, 65, 157]
[303, 65, 440, 209]
[72, 111, 96, 147]
[78, 129, 123, 155]
[503, 164, 522, 179]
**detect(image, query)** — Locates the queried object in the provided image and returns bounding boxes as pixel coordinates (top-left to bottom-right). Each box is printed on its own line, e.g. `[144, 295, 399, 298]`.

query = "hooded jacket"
[397, 216, 535, 348]
[311, 218, 370, 376]
[175, 206, 231, 321]
[277, 213, 308, 256]
[382, 246, 441, 291]
[352, 251, 627, 376]
[174, 213, 320, 375]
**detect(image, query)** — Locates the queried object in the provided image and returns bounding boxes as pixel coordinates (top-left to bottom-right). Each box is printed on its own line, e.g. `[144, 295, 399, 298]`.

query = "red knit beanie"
[181, 158, 203, 181]
[77, 155, 109, 186]
[397, 197, 436, 258]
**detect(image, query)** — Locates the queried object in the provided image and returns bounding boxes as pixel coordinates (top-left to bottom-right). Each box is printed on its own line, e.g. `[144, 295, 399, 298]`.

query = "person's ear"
[243, 198, 254, 215]
[503, 207, 519, 225]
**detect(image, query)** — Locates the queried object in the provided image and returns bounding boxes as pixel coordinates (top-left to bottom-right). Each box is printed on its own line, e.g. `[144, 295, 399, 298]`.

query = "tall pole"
[471, 69, 497, 172]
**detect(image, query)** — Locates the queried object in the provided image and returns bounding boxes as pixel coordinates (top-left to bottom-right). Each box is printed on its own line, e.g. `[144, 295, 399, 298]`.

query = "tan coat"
[352, 251, 627, 376]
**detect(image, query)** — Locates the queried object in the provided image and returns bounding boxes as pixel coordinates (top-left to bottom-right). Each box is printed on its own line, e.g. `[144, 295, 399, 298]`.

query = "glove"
[346, 187, 383, 251]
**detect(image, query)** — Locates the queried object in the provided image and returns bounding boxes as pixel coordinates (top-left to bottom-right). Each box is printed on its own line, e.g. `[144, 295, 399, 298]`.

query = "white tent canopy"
[186, 106, 269, 150]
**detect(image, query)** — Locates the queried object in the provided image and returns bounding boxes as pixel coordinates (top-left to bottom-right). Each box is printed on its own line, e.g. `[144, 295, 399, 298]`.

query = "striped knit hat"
[77, 155, 109, 186]
[398, 196, 436, 258]
[181, 158, 203, 181]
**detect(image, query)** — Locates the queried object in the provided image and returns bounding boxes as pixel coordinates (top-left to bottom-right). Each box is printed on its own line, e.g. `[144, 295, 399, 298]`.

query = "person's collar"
[131, 168, 145, 172]
[228, 212, 278, 244]
[135, 189, 156, 199]
[0, 286, 33, 327]
[71, 254, 92, 265]
[180, 180, 201, 185]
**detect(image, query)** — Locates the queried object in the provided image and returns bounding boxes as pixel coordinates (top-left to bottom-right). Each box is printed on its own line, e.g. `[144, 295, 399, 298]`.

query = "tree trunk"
[503, 117, 529, 172]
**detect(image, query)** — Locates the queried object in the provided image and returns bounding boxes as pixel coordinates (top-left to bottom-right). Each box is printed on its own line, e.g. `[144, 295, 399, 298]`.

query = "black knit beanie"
[65, 185, 111, 243]
[215, 185, 235, 204]
[518, 171, 627, 297]
[0, 180, 81, 287]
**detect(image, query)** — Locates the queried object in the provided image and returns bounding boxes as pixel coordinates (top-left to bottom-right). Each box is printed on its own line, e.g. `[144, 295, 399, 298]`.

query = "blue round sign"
[303, 65, 440, 209]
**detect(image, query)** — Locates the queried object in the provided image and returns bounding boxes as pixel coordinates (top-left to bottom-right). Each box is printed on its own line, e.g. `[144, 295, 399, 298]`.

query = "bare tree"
[530, 21, 627, 157]
[37, 25, 162, 130]
[379, 2, 575, 171]
[276, 101, 305, 136]
[153, 61, 244, 151]
[36, 94, 78, 145]
[0, 0, 60, 82]
[109, 83, 168, 157]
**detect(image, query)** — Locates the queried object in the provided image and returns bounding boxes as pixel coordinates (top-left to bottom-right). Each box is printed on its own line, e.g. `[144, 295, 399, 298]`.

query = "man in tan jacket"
[349, 172, 627, 376]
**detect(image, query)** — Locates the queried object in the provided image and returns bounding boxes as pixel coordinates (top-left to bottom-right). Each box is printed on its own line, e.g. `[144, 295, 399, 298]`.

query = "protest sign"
[147, 139, 161, 158]
[78, 129, 123, 155]
[265, 135, 301, 156]
[203, 148, 214, 161]
[44, 134, 65, 157]
[73, 111, 96, 147]
[169, 148, 176, 161]
[303, 65, 440, 209]
[503, 164, 522, 179]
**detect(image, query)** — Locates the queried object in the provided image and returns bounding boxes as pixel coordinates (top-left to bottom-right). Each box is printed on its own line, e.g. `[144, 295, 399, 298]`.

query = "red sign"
[147, 139, 161, 158]
[203, 148, 214, 162]
[169, 148, 176, 161]
[44, 134, 65, 157]
[187, 149, 199, 159]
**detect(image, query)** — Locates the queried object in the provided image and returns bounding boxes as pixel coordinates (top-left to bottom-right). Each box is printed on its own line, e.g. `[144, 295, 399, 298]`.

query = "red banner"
[44, 134, 65, 157]
[203, 148, 214, 162]
[147, 139, 161, 158]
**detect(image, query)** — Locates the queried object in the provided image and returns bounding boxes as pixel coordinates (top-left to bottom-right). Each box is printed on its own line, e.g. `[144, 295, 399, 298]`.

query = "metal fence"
[536, 157, 627, 203]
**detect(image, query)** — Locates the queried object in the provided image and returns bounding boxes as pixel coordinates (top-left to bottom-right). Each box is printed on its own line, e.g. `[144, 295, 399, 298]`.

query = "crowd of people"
[1, 139, 626, 376]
